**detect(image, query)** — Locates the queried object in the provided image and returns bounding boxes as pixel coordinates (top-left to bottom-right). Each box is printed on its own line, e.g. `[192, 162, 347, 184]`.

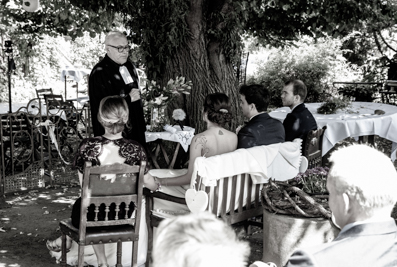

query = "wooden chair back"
[303, 126, 327, 168]
[59, 161, 146, 267]
[79, 161, 145, 230]
[36, 88, 53, 103]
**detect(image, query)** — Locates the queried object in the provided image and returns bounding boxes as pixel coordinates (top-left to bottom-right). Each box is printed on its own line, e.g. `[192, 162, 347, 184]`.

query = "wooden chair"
[35, 88, 53, 104]
[59, 161, 146, 267]
[303, 126, 327, 168]
[44, 94, 83, 139]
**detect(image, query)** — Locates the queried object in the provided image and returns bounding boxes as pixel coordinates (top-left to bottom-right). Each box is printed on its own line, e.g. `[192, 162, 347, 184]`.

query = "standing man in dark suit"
[281, 79, 317, 149]
[237, 84, 285, 149]
[89, 31, 147, 148]
[285, 144, 397, 267]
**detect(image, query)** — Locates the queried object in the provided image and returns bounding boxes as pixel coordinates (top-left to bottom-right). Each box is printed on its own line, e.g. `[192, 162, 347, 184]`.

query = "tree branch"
[377, 30, 397, 53]
[372, 31, 384, 56]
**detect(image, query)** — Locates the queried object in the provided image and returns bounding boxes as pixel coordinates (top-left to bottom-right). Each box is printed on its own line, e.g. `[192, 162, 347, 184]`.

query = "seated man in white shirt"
[284, 144, 397, 267]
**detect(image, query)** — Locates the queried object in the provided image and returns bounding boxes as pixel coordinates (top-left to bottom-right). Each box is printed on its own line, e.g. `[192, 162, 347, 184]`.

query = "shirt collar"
[249, 111, 265, 121]
[291, 102, 303, 111]
[340, 217, 395, 235]
[105, 54, 125, 68]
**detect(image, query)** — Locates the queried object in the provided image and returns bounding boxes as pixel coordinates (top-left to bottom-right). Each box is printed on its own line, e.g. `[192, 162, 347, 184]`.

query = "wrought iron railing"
[0, 98, 92, 194]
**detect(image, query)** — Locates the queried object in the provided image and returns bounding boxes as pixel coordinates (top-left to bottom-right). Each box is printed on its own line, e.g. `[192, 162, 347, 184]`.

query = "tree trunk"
[164, 0, 242, 134]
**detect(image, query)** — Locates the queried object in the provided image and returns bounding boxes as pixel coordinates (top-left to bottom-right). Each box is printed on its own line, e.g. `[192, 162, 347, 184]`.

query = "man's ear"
[342, 192, 351, 215]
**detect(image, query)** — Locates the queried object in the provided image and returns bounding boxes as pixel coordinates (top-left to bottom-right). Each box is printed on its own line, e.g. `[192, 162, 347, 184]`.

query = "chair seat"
[60, 219, 139, 244]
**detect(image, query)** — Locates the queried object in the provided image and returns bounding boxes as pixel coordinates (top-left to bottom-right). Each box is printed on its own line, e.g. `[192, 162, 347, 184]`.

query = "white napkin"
[163, 124, 177, 133]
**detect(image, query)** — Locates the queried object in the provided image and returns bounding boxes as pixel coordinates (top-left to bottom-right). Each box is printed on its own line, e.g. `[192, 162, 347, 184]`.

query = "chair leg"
[116, 241, 122, 267]
[132, 240, 138, 267]
[60, 233, 67, 267]
[78, 244, 85, 267]
[146, 196, 153, 266]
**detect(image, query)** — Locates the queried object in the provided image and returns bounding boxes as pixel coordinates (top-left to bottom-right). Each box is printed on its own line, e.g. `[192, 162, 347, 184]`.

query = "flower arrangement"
[141, 76, 192, 109]
[317, 95, 351, 114]
[142, 76, 192, 132]
[172, 108, 186, 130]
[294, 166, 330, 194]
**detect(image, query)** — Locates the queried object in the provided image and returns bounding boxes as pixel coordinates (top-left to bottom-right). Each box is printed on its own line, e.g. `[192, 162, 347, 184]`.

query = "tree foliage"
[2, 0, 397, 130]
[247, 36, 362, 107]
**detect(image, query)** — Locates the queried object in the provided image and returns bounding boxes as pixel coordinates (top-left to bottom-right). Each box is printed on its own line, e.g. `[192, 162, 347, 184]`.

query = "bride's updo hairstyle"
[98, 95, 129, 135]
[203, 93, 233, 126]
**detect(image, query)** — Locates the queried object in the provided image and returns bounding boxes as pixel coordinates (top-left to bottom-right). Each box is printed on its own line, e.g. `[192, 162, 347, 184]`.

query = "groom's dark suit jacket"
[237, 113, 285, 149]
[284, 219, 397, 267]
[283, 103, 317, 149]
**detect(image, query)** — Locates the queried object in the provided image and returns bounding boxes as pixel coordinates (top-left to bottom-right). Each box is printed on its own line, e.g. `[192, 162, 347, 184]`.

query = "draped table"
[269, 102, 397, 160]
[145, 126, 195, 169]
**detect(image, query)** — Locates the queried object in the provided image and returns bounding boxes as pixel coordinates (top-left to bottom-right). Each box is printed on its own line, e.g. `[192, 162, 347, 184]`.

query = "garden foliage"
[247, 37, 362, 107]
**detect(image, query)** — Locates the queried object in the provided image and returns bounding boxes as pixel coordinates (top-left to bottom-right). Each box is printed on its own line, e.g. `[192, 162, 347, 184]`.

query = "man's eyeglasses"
[107, 44, 130, 53]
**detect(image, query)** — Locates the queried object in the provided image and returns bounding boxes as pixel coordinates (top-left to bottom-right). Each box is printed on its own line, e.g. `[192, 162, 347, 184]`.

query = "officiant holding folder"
[89, 31, 147, 148]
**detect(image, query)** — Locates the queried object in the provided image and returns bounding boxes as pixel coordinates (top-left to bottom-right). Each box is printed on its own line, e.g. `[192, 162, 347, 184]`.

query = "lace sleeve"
[119, 140, 149, 174]
[73, 137, 102, 173]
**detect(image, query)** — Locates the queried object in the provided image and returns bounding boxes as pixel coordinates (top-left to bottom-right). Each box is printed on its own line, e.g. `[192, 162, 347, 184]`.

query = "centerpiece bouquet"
[141, 76, 192, 132]
[317, 95, 351, 115]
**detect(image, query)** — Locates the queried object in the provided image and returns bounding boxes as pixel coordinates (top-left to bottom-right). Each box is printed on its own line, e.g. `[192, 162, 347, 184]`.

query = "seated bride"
[47, 96, 151, 267]
[144, 92, 237, 212]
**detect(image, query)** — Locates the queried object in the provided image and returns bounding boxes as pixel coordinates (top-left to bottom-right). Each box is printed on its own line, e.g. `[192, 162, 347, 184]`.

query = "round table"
[270, 102, 397, 160]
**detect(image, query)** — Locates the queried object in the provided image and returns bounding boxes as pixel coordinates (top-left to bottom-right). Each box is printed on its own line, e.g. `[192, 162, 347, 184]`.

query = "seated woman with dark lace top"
[144, 93, 237, 212]
[47, 96, 150, 267]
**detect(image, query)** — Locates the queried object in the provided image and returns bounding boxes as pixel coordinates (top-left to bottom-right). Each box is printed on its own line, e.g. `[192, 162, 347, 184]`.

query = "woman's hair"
[203, 93, 233, 126]
[153, 212, 250, 267]
[97, 95, 129, 135]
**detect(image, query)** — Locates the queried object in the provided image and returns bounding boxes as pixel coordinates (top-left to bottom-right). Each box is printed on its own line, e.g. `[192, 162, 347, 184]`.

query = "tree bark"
[164, 0, 242, 134]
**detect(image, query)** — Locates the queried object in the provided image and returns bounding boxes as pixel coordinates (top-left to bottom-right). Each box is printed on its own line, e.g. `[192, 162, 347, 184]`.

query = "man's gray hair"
[328, 144, 397, 214]
[153, 212, 250, 267]
[104, 31, 127, 45]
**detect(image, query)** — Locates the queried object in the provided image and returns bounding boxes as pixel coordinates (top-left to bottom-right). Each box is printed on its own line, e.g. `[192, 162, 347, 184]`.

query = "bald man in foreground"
[89, 31, 146, 148]
[284, 144, 397, 267]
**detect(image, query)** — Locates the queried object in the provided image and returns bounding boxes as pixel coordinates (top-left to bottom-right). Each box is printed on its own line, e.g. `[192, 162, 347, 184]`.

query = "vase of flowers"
[142, 76, 192, 132]
[172, 108, 186, 130]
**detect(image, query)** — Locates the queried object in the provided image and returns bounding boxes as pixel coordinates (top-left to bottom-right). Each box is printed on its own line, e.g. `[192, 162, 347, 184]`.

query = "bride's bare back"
[192, 127, 237, 157]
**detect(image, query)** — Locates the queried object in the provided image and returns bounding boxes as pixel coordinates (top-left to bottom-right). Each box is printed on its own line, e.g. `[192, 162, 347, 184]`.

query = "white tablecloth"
[270, 102, 397, 159]
[145, 126, 195, 152]
[60, 68, 91, 82]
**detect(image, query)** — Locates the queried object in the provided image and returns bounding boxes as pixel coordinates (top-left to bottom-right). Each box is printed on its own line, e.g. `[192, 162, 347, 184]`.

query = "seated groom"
[284, 144, 397, 267]
[281, 79, 317, 150]
[237, 84, 285, 149]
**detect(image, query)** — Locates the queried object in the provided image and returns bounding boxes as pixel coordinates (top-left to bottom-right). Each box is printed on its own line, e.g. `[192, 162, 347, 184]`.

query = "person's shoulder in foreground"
[237, 83, 285, 149]
[284, 144, 397, 267]
[152, 212, 250, 267]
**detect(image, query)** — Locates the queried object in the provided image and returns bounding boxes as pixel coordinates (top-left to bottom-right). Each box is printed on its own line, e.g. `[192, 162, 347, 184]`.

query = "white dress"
[150, 169, 192, 215]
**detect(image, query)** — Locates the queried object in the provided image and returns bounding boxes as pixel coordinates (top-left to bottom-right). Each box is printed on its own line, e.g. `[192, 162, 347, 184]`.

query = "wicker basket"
[261, 179, 331, 219]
